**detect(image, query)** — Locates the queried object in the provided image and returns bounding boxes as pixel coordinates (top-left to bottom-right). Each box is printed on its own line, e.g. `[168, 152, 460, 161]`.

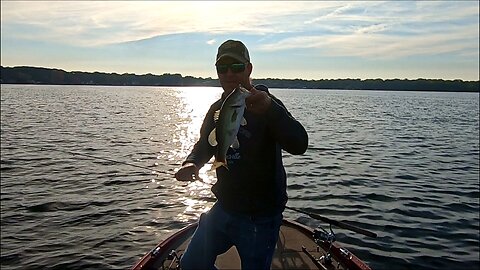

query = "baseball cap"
[215, 40, 250, 64]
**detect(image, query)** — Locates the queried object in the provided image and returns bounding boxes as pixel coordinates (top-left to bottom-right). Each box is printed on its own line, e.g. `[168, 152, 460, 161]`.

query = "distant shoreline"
[1, 66, 479, 92]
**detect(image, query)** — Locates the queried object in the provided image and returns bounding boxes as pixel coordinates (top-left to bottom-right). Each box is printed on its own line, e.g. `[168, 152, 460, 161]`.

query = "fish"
[208, 85, 250, 170]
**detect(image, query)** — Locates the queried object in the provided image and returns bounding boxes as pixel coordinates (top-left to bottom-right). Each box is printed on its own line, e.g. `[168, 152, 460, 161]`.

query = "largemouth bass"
[208, 85, 250, 169]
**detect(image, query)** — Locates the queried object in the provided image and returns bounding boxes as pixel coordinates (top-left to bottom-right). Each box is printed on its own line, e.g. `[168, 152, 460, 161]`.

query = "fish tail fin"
[212, 159, 228, 170]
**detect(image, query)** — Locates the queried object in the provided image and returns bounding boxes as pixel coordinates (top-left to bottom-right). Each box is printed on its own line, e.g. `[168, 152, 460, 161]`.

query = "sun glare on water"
[171, 87, 222, 220]
[173, 87, 221, 161]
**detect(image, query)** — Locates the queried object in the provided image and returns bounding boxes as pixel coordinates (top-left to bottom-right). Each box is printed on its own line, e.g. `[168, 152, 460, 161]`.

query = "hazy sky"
[1, 1, 479, 81]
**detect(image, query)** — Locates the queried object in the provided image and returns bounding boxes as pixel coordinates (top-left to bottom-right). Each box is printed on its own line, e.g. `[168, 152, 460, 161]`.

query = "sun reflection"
[170, 87, 223, 221]
[172, 87, 222, 160]
[176, 197, 212, 223]
[173, 178, 217, 222]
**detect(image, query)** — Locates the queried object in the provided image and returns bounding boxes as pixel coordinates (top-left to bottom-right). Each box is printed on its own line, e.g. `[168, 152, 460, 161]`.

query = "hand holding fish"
[246, 87, 272, 114]
[175, 162, 201, 182]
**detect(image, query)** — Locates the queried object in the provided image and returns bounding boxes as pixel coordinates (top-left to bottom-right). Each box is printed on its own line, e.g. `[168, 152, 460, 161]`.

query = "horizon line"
[1, 65, 479, 83]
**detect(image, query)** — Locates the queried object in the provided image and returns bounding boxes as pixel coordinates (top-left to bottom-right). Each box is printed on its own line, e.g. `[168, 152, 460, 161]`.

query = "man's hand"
[245, 87, 272, 115]
[175, 163, 201, 182]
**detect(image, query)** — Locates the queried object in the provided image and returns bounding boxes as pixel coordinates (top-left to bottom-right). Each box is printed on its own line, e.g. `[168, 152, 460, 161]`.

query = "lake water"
[1, 84, 479, 270]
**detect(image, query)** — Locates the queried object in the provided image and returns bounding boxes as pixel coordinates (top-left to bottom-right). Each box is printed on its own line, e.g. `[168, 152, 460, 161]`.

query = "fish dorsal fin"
[208, 128, 217, 146]
[240, 117, 247, 126]
[213, 110, 220, 123]
[231, 136, 240, 149]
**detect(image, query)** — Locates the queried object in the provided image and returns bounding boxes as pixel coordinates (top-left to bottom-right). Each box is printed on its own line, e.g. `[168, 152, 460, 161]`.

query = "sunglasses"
[216, 63, 246, 74]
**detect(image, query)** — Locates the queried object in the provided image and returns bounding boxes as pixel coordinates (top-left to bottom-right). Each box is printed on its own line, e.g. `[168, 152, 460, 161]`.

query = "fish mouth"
[223, 84, 237, 94]
[222, 84, 251, 97]
[235, 84, 250, 92]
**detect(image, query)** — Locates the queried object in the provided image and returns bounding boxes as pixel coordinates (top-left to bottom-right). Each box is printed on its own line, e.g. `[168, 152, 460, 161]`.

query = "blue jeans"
[180, 202, 282, 270]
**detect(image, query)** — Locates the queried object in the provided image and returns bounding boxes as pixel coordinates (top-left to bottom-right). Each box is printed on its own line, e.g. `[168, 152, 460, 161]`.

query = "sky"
[1, 1, 479, 81]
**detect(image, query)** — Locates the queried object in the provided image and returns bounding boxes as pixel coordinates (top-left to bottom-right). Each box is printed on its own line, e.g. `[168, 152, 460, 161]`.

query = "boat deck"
[132, 219, 370, 270]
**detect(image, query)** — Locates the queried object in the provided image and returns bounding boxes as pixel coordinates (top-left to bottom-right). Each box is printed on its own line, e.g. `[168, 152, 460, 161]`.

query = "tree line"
[1, 66, 478, 92]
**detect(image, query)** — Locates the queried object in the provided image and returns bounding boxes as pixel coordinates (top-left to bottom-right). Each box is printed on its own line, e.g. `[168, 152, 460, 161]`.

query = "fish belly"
[214, 106, 245, 168]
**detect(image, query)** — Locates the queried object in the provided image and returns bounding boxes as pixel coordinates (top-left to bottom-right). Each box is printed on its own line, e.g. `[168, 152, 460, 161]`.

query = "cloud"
[6, 2, 399, 50]
[259, 26, 479, 60]
[258, 1, 479, 60]
[1, 1, 329, 46]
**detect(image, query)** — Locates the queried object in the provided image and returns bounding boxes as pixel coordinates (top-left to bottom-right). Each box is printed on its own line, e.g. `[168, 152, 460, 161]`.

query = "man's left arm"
[245, 85, 308, 155]
[265, 96, 308, 155]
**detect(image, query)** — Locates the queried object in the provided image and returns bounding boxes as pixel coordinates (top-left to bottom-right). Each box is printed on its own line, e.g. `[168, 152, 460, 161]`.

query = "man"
[175, 39, 308, 270]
